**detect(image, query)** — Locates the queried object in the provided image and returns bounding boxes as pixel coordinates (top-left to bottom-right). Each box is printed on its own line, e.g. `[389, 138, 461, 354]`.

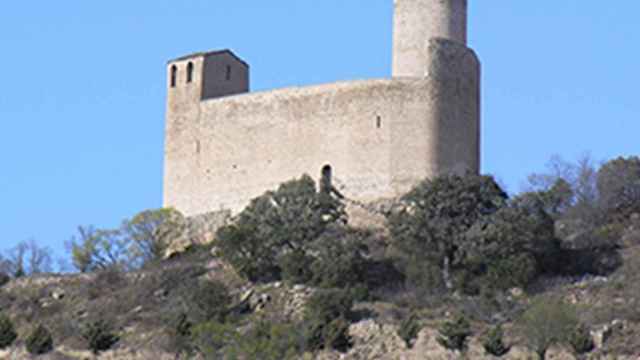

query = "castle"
[164, 0, 480, 220]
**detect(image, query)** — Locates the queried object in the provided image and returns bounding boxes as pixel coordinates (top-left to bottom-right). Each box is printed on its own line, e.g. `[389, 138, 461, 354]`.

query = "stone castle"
[164, 0, 480, 220]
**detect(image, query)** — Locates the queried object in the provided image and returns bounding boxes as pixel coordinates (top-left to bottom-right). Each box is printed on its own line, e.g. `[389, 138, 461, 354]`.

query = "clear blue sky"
[1, 1, 638, 259]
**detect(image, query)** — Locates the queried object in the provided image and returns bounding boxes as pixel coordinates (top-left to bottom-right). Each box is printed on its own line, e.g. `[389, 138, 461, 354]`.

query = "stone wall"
[164, 39, 480, 218]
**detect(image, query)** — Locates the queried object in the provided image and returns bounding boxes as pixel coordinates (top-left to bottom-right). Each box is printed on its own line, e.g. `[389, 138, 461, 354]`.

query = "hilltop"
[1, 156, 639, 359]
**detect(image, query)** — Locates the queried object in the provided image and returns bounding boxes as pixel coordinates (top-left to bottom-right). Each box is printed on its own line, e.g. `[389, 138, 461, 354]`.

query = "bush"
[568, 323, 594, 355]
[217, 175, 346, 282]
[184, 279, 230, 324]
[437, 314, 472, 352]
[231, 321, 302, 360]
[0, 314, 17, 349]
[482, 324, 510, 357]
[25, 324, 54, 355]
[216, 223, 282, 282]
[81, 319, 119, 354]
[519, 299, 578, 360]
[303, 289, 354, 352]
[192, 321, 302, 359]
[191, 321, 238, 358]
[85, 267, 127, 300]
[397, 312, 421, 349]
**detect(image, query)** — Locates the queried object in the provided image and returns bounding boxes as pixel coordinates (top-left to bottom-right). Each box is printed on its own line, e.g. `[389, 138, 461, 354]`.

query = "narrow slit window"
[170, 65, 178, 88]
[376, 116, 382, 128]
[225, 65, 232, 81]
[186, 62, 194, 83]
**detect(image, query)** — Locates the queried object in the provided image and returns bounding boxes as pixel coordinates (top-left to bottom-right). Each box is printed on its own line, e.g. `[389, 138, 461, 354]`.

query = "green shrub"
[303, 289, 354, 352]
[216, 223, 282, 282]
[185, 279, 230, 324]
[25, 324, 54, 355]
[568, 323, 594, 355]
[397, 312, 421, 349]
[0, 314, 17, 349]
[519, 299, 578, 360]
[81, 319, 119, 354]
[193, 321, 302, 359]
[191, 321, 238, 358]
[482, 324, 510, 357]
[437, 314, 472, 351]
[232, 321, 303, 359]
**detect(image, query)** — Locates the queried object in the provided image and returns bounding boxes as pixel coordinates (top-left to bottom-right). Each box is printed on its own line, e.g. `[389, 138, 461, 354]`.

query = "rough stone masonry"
[163, 0, 480, 223]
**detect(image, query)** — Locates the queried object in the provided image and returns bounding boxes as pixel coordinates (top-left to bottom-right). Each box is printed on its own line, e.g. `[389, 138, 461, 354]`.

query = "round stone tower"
[393, 0, 468, 77]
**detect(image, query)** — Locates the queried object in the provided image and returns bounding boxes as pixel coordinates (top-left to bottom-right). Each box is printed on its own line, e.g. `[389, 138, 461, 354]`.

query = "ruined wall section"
[164, 38, 479, 217]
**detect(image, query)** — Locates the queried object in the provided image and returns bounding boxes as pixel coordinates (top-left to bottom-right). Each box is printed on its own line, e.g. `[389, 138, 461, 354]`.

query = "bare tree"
[68, 226, 131, 272]
[525, 153, 603, 226]
[3, 239, 53, 277]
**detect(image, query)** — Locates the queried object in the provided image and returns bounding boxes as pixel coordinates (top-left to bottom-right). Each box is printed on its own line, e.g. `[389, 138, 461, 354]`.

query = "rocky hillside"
[1, 157, 639, 359]
[0, 217, 639, 359]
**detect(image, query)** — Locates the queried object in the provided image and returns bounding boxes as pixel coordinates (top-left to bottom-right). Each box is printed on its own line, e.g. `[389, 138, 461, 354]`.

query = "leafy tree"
[124, 208, 185, 267]
[388, 174, 507, 289]
[216, 222, 282, 282]
[482, 324, 510, 357]
[81, 319, 120, 354]
[462, 199, 560, 291]
[0, 314, 17, 349]
[597, 156, 640, 220]
[308, 227, 369, 289]
[437, 314, 472, 351]
[25, 324, 54, 355]
[68, 208, 184, 272]
[217, 175, 346, 282]
[519, 299, 578, 360]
